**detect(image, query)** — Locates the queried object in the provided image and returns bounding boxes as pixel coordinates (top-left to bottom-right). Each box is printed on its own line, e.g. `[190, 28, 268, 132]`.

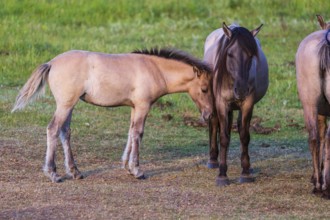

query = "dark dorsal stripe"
[132, 48, 212, 75]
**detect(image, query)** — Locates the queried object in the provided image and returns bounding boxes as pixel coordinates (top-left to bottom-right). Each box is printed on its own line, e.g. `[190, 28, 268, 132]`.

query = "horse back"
[47, 50, 167, 107]
[297, 30, 330, 116]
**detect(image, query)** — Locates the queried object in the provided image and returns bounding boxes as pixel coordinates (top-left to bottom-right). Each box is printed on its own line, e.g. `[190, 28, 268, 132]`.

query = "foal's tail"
[12, 63, 51, 112]
[319, 29, 330, 75]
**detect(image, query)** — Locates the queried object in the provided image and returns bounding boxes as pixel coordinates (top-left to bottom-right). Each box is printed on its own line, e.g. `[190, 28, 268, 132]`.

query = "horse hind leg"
[44, 106, 77, 182]
[303, 105, 322, 193]
[318, 115, 326, 180]
[122, 108, 134, 172]
[60, 109, 83, 180]
[322, 124, 330, 198]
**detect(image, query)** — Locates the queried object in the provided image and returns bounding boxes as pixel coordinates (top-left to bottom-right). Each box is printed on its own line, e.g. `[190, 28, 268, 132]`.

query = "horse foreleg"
[128, 105, 150, 179]
[122, 109, 135, 171]
[237, 108, 254, 183]
[318, 115, 327, 174]
[60, 109, 83, 180]
[44, 107, 72, 182]
[216, 110, 232, 186]
[207, 114, 219, 168]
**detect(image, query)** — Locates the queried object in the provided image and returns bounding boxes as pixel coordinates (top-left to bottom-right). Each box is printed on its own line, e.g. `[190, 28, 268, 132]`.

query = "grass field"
[1, 0, 330, 219]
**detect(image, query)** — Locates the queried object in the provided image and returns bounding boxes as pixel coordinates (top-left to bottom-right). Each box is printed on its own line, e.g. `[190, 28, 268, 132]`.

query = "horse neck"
[162, 64, 195, 94]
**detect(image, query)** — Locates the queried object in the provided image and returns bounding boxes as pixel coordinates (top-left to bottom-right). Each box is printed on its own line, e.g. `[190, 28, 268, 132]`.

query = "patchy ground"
[1, 124, 330, 220]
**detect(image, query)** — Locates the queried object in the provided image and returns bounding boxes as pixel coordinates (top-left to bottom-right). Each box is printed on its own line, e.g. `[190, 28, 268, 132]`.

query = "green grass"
[1, 0, 330, 219]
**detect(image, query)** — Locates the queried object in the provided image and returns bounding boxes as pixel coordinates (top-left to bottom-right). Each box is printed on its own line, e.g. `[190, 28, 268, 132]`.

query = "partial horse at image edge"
[296, 15, 330, 198]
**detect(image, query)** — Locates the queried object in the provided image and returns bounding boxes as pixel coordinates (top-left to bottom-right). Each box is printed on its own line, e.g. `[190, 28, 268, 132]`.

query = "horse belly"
[82, 72, 134, 107]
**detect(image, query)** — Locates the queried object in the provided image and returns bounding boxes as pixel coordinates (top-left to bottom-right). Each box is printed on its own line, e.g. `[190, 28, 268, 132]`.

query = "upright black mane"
[214, 26, 258, 94]
[132, 48, 212, 75]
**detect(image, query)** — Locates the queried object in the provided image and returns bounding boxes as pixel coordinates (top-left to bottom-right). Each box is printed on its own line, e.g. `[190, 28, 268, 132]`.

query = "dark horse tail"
[319, 29, 330, 75]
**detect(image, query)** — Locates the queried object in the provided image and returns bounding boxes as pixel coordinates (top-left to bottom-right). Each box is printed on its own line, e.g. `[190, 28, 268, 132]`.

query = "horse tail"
[12, 63, 51, 112]
[319, 29, 330, 75]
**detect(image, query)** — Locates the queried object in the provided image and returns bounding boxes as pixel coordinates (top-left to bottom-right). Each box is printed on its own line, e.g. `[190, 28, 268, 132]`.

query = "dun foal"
[12, 48, 213, 182]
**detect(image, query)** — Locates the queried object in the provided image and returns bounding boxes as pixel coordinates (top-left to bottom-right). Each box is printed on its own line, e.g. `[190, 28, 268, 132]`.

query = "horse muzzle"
[201, 110, 212, 121]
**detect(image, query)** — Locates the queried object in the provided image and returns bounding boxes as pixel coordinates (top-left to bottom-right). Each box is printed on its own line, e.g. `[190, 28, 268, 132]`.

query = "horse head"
[221, 22, 262, 101]
[189, 66, 213, 121]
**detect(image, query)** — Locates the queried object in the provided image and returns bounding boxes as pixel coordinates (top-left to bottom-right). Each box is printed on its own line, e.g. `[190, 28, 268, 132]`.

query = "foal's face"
[226, 41, 253, 100]
[189, 72, 213, 121]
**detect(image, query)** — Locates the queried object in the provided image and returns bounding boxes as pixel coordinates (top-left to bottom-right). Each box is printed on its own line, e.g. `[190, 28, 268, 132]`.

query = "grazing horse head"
[317, 15, 330, 30]
[133, 48, 213, 121]
[188, 65, 213, 120]
[214, 22, 262, 101]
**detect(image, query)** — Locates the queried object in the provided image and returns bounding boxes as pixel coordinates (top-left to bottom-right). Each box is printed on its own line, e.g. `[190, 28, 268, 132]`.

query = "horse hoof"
[50, 174, 62, 183]
[67, 168, 84, 180]
[312, 187, 323, 196]
[216, 176, 230, 186]
[73, 173, 84, 180]
[207, 161, 219, 169]
[136, 174, 146, 180]
[130, 167, 145, 179]
[44, 171, 62, 183]
[322, 191, 330, 199]
[239, 175, 255, 184]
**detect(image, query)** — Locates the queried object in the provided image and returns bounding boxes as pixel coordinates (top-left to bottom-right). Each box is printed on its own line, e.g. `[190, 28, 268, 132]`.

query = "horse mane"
[319, 29, 330, 76]
[132, 48, 212, 75]
[214, 26, 259, 94]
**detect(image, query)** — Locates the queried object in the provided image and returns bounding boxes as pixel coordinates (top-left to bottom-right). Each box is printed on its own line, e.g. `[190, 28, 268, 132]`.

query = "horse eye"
[227, 53, 234, 58]
[202, 87, 208, 93]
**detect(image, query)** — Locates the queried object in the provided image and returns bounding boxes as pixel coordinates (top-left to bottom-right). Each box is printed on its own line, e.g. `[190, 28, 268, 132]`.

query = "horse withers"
[296, 15, 330, 198]
[204, 23, 269, 186]
[12, 48, 213, 182]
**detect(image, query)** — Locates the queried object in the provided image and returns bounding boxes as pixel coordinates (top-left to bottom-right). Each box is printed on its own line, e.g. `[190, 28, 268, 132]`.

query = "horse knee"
[219, 137, 229, 148]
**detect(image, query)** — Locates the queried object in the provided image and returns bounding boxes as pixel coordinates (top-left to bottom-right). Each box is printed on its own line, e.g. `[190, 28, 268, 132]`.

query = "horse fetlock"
[122, 160, 129, 170]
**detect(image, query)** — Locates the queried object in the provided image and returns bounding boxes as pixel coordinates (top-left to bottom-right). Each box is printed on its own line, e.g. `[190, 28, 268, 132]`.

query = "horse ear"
[193, 66, 202, 77]
[317, 15, 327, 30]
[251, 24, 263, 37]
[223, 22, 232, 39]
